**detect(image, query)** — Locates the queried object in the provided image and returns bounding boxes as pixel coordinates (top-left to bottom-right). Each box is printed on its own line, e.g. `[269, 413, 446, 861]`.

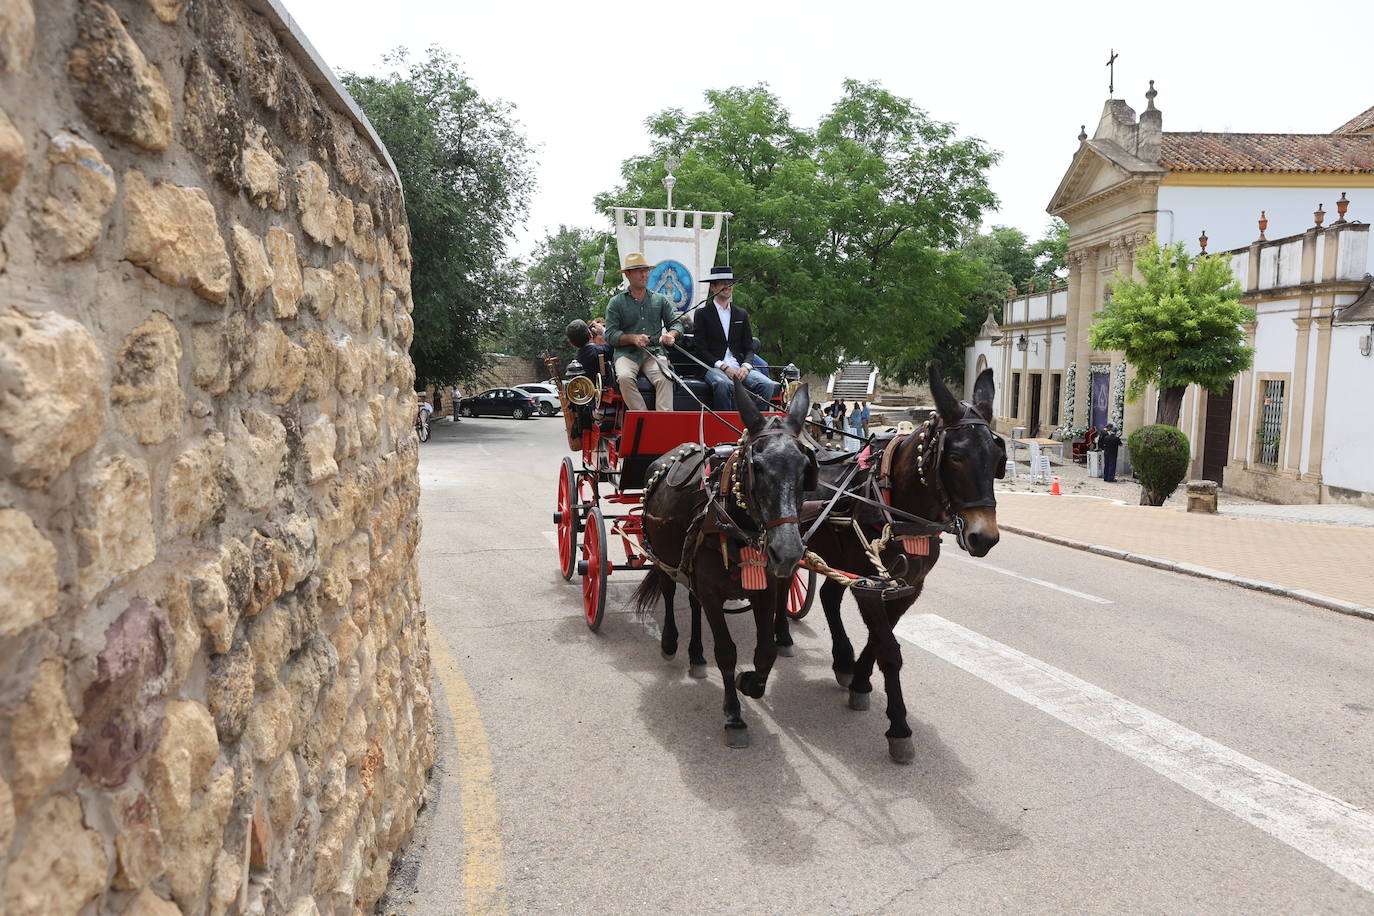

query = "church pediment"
[1048, 139, 1164, 216]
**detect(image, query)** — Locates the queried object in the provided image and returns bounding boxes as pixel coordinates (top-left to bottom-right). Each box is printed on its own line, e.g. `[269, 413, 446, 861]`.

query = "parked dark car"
[456, 388, 538, 420]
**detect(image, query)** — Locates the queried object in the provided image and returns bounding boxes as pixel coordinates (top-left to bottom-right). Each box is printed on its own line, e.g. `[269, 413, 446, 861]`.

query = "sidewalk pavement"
[995, 490, 1374, 619]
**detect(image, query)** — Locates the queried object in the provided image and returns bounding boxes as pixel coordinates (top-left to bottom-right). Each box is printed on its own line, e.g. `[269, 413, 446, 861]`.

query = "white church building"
[967, 88, 1374, 506]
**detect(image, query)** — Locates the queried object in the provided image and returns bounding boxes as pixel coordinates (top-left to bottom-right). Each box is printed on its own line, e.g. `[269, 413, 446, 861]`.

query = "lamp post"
[664, 155, 680, 211]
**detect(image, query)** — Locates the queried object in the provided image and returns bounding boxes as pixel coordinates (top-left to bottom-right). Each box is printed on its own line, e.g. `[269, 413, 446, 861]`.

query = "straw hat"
[620, 252, 654, 272]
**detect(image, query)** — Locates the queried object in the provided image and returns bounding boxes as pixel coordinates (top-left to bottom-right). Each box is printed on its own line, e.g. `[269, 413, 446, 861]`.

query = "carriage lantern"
[1016, 334, 1028, 352]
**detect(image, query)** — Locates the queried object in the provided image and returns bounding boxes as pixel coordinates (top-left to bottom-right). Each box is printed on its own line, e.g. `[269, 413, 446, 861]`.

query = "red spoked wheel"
[581, 507, 608, 631]
[555, 457, 576, 581]
[785, 568, 817, 621]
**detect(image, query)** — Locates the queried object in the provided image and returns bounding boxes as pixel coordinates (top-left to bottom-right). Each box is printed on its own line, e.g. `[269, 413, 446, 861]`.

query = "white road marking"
[946, 554, 1112, 604]
[895, 614, 1374, 896]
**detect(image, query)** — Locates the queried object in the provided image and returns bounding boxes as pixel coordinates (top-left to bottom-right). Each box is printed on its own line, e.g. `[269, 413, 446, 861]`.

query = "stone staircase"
[829, 361, 875, 399]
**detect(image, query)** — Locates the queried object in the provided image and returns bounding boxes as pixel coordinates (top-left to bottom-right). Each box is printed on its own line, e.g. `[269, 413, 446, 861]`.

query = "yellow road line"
[426, 621, 508, 915]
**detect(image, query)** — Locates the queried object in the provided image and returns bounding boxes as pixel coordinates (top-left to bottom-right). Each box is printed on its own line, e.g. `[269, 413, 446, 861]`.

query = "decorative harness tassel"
[739, 546, 768, 590]
[900, 535, 932, 556]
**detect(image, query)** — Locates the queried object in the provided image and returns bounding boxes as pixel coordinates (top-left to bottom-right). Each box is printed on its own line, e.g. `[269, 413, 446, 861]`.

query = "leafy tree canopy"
[343, 47, 535, 386]
[595, 81, 999, 382]
[1089, 237, 1254, 426]
[503, 226, 609, 361]
[933, 219, 1068, 378]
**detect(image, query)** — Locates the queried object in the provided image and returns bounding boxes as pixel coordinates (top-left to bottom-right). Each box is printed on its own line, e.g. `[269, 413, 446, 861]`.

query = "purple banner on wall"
[1091, 370, 1109, 431]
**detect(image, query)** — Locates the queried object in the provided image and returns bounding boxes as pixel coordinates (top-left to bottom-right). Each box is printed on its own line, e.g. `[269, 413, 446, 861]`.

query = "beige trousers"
[615, 354, 674, 411]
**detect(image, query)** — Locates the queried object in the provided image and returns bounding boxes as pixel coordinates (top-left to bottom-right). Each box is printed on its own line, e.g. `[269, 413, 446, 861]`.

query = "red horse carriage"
[546, 351, 816, 631]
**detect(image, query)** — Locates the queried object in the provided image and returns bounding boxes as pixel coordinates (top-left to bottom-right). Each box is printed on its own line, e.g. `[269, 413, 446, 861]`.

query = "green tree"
[596, 81, 998, 381]
[1089, 237, 1254, 427]
[504, 226, 605, 361]
[934, 220, 1067, 378]
[343, 48, 535, 386]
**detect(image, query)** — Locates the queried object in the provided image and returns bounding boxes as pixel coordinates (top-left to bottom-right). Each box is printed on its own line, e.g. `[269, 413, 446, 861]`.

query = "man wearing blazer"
[690, 266, 781, 410]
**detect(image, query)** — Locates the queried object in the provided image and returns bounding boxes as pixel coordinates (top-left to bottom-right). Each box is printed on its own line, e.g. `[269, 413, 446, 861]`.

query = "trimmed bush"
[1127, 424, 1190, 506]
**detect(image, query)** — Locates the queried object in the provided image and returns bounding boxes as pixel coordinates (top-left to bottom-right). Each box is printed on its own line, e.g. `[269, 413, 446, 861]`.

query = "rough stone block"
[1, 795, 108, 916]
[76, 453, 156, 602]
[68, 0, 172, 151]
[32, 132, 116, 260]
[72, 597, 171, 787]
[301, 266, 335, 320]
[223, 407, 286, 510]
[232, 223, 273, 307]
[163, 431, 226, 538]
[111, 310, 185, 445]
[182, 50, 244, 192]
[138, 0, 185, 25]
[113, 792, 164, 889]
[0, 308, 105, 488]
[243, 123, 285, 210]
[244, 321, 306, 403]
[303, 414, 338, 484]
[206, 640, 254, 741]
[124, 169, 231, 303]
[245, 684, 291, 763]
[9, 658, 77, 807]
[331, 261, 363, 331]
[0, 0, 35, 73]
[295, 161, 335, 244]
[123, 888, 181, 915]
[267, 226, 302, 317]
[0, 508, 59, 638]
[191, 311, 250, 395]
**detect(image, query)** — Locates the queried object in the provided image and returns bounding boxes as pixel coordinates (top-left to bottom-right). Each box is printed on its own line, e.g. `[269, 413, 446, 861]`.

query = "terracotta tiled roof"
[1333, 105, 1374, 135]
[1159, 132, 1374, 173]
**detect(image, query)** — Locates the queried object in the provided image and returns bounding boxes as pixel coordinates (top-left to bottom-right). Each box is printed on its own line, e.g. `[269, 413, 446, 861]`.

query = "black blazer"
[690, 302, 757, 369]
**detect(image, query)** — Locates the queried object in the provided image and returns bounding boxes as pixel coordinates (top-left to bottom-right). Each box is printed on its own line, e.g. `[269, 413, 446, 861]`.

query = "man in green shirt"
[604, 252, 684, 411]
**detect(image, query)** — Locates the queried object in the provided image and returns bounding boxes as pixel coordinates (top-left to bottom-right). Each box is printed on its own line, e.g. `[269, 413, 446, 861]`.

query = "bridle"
[907, 407, 1004, 519]
[720, 425, 814, 534]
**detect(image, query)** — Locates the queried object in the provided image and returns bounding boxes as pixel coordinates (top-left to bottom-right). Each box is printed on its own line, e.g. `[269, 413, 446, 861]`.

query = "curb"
[999, 523, 1374, 622]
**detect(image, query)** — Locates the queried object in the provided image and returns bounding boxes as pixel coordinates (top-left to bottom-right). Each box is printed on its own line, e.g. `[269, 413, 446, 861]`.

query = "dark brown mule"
[632, 382, 815, 748]
[797, 365, 1003, 763]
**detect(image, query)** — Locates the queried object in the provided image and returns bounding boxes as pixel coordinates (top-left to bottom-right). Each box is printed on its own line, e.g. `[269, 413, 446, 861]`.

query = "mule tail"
[629, 565, 666, 621]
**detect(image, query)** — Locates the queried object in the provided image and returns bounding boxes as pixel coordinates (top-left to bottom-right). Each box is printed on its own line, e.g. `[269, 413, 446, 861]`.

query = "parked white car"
[514, 382, 561, 416]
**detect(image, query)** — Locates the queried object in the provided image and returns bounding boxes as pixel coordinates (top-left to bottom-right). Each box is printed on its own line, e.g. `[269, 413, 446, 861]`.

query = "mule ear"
[928, 362, 961, 422]
[973, 368, 995, 422]
[785, 383, 809, 433]
[736, 377, 765, 434]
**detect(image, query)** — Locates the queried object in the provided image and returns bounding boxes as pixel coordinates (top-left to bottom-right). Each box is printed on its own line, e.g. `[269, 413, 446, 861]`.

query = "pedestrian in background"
[861, 400, 871, 433]
[1098, 423, 1123, 482]
[850, 401, 865, 441]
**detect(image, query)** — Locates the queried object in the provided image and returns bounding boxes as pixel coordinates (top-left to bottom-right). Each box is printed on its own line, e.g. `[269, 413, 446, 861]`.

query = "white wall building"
[967, 91, 1374, 505]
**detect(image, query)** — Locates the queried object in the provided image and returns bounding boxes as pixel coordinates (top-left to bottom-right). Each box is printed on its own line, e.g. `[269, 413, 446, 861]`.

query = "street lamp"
[664, 155, 680, 210]
[1016, 334, 1028, 352]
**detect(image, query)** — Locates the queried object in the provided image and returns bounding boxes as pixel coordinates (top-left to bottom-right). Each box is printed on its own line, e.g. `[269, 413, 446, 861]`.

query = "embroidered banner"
[612, 208, 728, 314]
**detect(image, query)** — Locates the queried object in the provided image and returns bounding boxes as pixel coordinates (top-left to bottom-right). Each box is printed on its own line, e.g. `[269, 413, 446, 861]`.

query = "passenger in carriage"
[604, 252, 682, 411]
[564, 319, 609, 383]
[690, 265, 781, 411]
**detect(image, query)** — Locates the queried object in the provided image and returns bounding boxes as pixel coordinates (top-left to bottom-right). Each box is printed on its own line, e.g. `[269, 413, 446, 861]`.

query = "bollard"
[1186, 479, 1218, 514]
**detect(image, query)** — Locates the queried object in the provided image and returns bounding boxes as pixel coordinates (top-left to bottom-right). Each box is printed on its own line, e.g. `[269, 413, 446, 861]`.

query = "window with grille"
[1050, 373, 1062, 426]
[1256, 379, 1284, 467]
[1010, 372, 1021, 418]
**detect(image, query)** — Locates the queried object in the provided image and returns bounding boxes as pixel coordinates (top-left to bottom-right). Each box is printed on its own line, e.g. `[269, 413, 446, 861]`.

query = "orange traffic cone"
[1050, 475, 1062, 495]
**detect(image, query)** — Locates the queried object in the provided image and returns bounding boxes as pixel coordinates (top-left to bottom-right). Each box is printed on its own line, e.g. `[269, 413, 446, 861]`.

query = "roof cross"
[1106, 49, 1119, 97]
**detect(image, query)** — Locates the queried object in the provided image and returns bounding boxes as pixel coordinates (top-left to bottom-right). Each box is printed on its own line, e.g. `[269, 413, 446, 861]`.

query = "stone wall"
[0, 0, 432, 913]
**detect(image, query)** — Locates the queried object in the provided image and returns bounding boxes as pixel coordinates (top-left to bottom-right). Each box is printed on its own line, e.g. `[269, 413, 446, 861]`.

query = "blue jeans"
[703, 367, 778, 411]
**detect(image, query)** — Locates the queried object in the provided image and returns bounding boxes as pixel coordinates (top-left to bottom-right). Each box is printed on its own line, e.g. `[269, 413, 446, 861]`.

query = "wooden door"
[1201, 382, 1233, 486]
[1029, 375, 1043, 437]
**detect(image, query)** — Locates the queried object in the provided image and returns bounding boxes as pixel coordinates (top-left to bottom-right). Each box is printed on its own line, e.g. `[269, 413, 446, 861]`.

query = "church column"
[1306, 303, 1334, 484]
[1071, 248, 1099, 428]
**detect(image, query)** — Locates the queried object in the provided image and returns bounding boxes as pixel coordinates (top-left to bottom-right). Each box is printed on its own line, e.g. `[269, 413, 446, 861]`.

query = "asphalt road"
[385, 414, 1374, 915]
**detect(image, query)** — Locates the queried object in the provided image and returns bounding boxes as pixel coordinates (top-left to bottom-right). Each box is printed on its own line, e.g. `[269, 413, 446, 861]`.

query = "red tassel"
[901, 536, 932, 556]
[740, 547, 767, 590]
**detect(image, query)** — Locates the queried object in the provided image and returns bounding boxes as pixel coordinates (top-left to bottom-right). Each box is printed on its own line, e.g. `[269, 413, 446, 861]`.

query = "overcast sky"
[283, 0, 1373, 258]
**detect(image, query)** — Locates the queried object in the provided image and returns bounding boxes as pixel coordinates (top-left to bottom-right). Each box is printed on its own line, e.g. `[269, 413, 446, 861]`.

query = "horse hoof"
[888, 737, 915, 764]
[776, 643, 796, 658]
[724, 726, 750, 749]
[847, 690, 871, 711]
[689, 663, 709, 679]
[834, 671, 853, 689]
[661, 648, 676, 660]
